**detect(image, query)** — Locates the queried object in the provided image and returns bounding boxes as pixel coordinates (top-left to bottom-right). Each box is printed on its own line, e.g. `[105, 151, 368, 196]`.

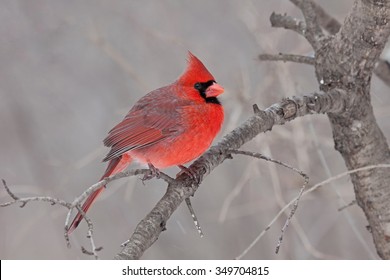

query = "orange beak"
[206, 82, 224, 98]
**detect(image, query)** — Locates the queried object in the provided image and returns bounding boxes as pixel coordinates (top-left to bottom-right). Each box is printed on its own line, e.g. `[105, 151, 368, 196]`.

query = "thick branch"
[290, 0, 324, 49]
[292, 0, 390, 258]
[265, 0, 390, 259]
[307, 0, 390, 87]
[114, 89, 348, 259]
[270, 0, 390, 87]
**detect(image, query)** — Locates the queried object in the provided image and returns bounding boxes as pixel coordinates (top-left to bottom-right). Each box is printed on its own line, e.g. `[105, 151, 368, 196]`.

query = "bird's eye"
[194, 83, 202, 90]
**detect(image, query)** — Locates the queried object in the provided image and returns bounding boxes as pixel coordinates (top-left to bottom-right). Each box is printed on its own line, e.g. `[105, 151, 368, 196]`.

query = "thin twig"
[275, 182, 306, 254]
[1, 168, 174, 259]
[81, 244, 103, 258]
[65, 169, 173, 230]
[1, 179, 72, 209]
[228, 149, 309, 254]
[338, 200, 357, 212]
[228, 150, 308, 180]
[218, 159, 259, 223]
[86, 224, 102, 259]
[185, 198, 204, 238]
[64, 168, 173, 251]
[259, 53, 315, 65]
[78, 215, 101, 259]
[235, 164, 390, 259]
[1, 179, 19, 201]
[64, 205, 89, 248]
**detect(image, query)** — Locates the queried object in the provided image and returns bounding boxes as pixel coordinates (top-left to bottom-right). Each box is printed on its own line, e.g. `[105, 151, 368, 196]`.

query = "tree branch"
[258, 53, 315, 65]
[305, 0, 390, 87]
[236, 164, 390, 259]
[270, 12, 306, 36]
[268, 0, 390, 87]
[269, 0, 390, 258]
[1, 168, 171, 259]
[227, 149, 309, 254]
[290, 0, 325, 49]
[114, 89, 348, 260]
[1, 86, 348, 260]
[5, 0, 390, 260]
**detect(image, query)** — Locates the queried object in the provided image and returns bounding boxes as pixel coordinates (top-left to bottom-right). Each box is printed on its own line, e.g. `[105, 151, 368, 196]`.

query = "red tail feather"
[67, 154, 132, 234]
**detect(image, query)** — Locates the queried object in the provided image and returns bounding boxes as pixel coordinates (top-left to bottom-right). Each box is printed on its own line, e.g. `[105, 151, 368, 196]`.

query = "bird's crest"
[178, 51, 215, 86]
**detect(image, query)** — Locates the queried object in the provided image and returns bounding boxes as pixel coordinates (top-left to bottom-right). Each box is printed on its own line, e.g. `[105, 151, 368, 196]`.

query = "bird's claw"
[142, 163, 161, 182]
[177, 165, 200, 185]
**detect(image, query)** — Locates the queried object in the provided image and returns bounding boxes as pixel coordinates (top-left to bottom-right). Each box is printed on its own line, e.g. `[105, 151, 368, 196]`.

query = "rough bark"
[307, 0, 390, 258]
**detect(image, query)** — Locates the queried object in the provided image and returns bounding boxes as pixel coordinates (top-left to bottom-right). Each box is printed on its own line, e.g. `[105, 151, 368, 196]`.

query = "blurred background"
[1, 0, 389, 259]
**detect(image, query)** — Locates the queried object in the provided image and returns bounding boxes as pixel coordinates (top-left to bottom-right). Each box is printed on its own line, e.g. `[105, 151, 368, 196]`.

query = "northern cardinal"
[67, 52, 224, 233]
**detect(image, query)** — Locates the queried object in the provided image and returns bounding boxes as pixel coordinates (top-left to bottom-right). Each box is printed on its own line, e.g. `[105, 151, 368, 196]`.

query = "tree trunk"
[314, 0, 390, 258]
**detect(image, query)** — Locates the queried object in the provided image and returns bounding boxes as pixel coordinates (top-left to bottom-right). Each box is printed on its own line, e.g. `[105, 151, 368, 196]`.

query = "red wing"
[102, 112, 179, 162]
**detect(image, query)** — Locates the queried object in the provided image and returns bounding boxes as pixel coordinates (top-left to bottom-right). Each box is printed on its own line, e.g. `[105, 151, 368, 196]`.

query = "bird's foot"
[177, 165, 200, 185]
[142, 163, 161, 181]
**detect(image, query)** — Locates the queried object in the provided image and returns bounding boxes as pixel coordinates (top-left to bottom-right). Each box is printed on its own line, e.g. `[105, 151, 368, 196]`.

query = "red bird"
[67, 52, 224, 233]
